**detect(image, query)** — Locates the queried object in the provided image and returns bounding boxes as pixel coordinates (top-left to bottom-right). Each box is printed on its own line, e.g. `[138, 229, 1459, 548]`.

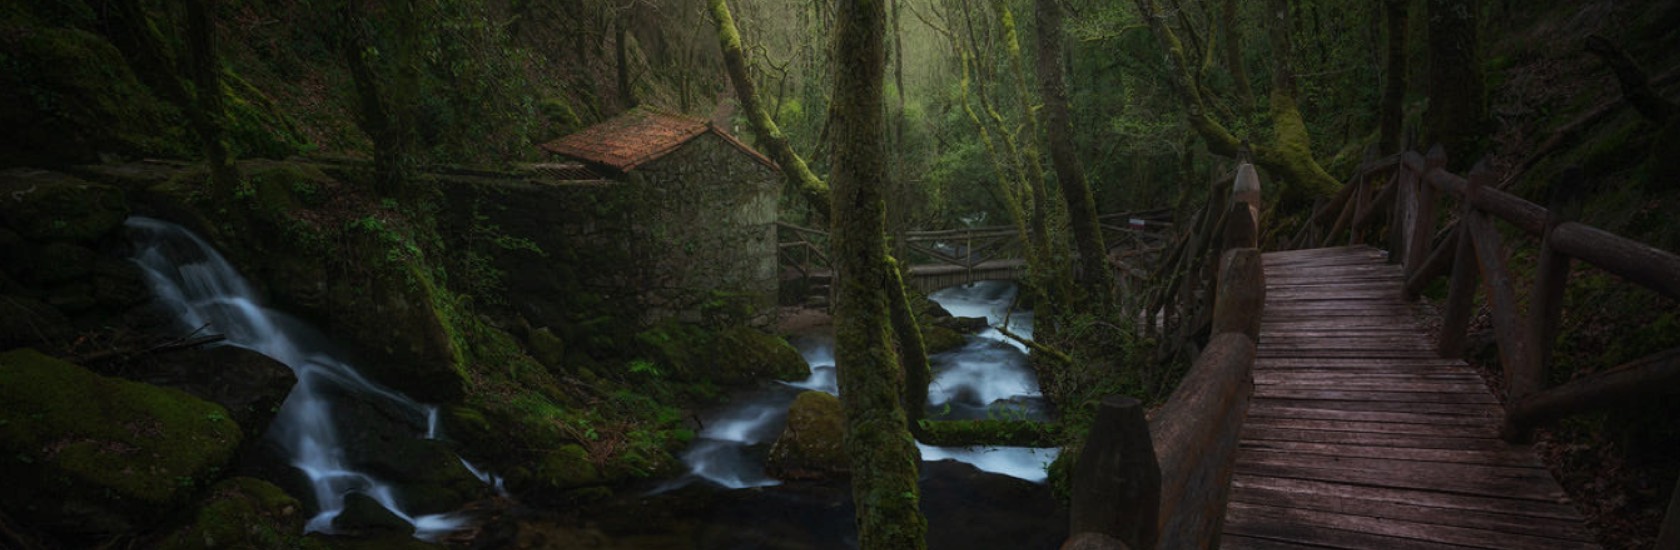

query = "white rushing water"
[673, 280, 1058, 488]
[126, 217, 493, 540]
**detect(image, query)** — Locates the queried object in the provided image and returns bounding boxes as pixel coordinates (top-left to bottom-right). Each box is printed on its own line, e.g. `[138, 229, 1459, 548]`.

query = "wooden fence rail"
[1067, 164, 1265, 550]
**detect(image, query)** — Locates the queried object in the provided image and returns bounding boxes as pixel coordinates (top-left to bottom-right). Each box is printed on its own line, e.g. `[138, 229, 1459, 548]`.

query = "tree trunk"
[1133, 0, 1339, 204]
[993, 0, 1072, 312]
[831, 0, 928, 547]
[1035, 0, 1115, 310]
[1377, 0, 1409, 155]
[1220, 0, 1253, 106]
[708, 0, 832, 218]
[1423, 0, 1487, 169]
[616, 21, 638, 109]
[184, 0, 236, 195]
[888, 259, 930, 431]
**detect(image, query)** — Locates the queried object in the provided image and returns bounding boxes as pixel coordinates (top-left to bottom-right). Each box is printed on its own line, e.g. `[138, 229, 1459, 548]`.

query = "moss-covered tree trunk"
[991, 2, 1057, 272]
[888, 259, 931, 432]
[708, 0, 831, 218]
[184, 0, 238, 195]
[1133, 0, 1341, 204]
[1377, 0, 1409, 155]
[342, 0, 415, 195]
[1035, 0, 1115, 310]
[1423, 0, 1487, 169]
[830, 0, 927, 547]
[1220, 0, 1254, 107]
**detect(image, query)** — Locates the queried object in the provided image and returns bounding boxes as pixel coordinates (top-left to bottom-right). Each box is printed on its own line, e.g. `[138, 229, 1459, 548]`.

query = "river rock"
[0, 170, 129, 242]
[506, 443, 606, 507]
[937, 315, 991, 334]
[922, 324, 967, 355]
[0, 348, 241, 535]
[332, 492, 413, 536]
[156, 477, 309, 550]
[138, 345, 296, 440]
[766, 391, 848, 480]
[711, 326, 809, 384]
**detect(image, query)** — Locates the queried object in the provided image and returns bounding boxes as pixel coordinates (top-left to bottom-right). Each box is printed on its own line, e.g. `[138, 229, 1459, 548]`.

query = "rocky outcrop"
[766, 391, 848, 480]
[0, 348, 241, 534]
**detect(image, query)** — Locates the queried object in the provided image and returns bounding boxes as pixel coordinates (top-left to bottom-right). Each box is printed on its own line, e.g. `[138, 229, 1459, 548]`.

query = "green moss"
[0, 170, 128, 242]
[0, 23, 190, 166]
[157, 477, 320, 550]
[0, 348, 240, 532]
[921, 325, 966, 355]
[531, 444, 603, 491]
[766, 391, 849, 479]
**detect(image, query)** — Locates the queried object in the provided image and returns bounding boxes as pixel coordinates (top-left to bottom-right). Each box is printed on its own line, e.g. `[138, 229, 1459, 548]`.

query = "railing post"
[1505, 167, 1583, 442]
[1069, 395, 1160, 550]
[1387, 168, 1406, 264]
[1405, 147, 1441, 282]
[1351, 174, 1370, 245]
[1436, 148, 1478, 359]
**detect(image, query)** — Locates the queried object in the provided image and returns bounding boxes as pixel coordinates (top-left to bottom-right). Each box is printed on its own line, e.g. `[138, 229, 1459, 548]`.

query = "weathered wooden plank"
[1230, 484, 1593, 542]
[1232, 474, 1583, 521]
[1247, 398, 1501, 417]
[1233, 460, 1567, 503]
[1226, 504, 1482, 550]
[1225, 501, 1595, 549]
[1243, 416, 1498, 438]
[1237, 439, 1537, 467]
[1253, 388, 1498, 404]
[1218, 533, 1331, 550]
[1250, 380, 1489, 394]
[1253, 357, 1471, 368]
[1240, 426, 1509, 450]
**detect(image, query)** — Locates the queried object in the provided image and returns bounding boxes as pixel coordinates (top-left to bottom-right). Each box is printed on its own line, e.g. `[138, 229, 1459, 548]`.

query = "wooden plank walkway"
[1221, 246, 1598, 549]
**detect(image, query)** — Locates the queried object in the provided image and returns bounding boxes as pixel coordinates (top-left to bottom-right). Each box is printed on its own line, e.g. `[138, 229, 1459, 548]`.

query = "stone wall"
[440, 132, 781, 346]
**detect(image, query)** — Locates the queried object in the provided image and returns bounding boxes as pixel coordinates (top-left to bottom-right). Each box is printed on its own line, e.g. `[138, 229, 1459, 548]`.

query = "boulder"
[139, 345, 296, 440]
[331, 492, 412, 536]
[710, 326, 809, 384]
[526, 326, 566, 368]
[0, 348, 241, 534]
[922, 325, 968, 355]
[937, 315, 991, 334]
[156, 477, 313, 550]
[507, 443, 604, 504]
[0, 170, 129, 242]
[766, 391, 848, 480]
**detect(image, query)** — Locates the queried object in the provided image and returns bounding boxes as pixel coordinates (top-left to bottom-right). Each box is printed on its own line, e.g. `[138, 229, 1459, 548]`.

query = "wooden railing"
[1139, 169, 1245, 366]
[1066, 164, 1265, 550]
[1305, 145, 1680, 544]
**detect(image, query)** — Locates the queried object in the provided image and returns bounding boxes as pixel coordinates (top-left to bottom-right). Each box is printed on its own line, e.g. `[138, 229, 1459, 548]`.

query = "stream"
[669, 280, 1059, 490]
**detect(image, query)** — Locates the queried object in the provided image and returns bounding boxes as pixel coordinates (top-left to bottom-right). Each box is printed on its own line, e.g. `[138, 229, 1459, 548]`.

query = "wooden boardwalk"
[1220, 246, 1598, 549]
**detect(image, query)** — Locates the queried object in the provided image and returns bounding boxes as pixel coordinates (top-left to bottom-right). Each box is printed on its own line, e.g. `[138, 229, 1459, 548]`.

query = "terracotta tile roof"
[539, 108, 777, 172]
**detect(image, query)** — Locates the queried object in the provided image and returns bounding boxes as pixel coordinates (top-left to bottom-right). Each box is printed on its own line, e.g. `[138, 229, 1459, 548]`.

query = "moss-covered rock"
[0, 170, 129, 242]
[710, 326, 809, 384]
[636, 322, 807, 386]
[766, 391, 848, 480]
[0, 22, 190, 167]
[0, 348, 241, 534]
[506, 443, 608, 506]
[526, 326, 566, 368]
[331, 492, 412, 536]
[156, 477, 320, 550]
[922, 325, 967, 355]
[137, 346, 295, 441]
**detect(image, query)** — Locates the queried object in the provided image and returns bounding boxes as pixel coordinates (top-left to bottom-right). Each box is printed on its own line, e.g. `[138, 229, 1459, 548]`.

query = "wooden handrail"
[1068, 164, 1263, 550]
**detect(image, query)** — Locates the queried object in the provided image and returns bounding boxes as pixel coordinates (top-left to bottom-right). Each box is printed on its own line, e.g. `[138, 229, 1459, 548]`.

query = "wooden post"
[1214, 248, 1265, 341]
[1222, 203, 1258, 253]
[1437, 150, 1478, 359]
[1516, 168, 1582, 404]
[1070, 395, 1161, 550]
[1351, 175, 1370, 245]
[1403, 226, 1460, 300]
[1464, 161, 1532, 400]
[1388, 169, 1407, 264]
[1406, 146, 1444, 281]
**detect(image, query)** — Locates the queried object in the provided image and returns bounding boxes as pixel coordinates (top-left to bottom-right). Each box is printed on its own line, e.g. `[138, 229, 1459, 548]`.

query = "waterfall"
[126, 217, 489, 540]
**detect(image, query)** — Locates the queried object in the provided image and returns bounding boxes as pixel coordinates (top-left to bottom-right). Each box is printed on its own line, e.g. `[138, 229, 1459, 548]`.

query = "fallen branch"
[1501, 66, 1680, 189]
[995, 323, 1074, 365]
[72, 328, 226, 365]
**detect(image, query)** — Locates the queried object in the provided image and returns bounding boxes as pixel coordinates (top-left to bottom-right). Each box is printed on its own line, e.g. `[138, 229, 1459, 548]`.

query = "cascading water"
[126, 217, 493, 540]
[668, 280, 1057, 489]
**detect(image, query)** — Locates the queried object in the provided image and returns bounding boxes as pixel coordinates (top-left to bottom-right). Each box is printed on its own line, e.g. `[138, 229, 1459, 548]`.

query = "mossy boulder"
[331, 492, 412, 536]
[527, 326, 566, 368]
[137, 346, 296, 441]
[0, 23, 190, 167]
[157, 477, 319, 550]
[922, 325, 968, 355]
[507, 443, 607, 506]
[0, 348, 241, 534]
[766, 391, 848, 480]
[636, 322, 806, 386]
[710, 326, 809, 384]
[0, 170, 129, 242]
